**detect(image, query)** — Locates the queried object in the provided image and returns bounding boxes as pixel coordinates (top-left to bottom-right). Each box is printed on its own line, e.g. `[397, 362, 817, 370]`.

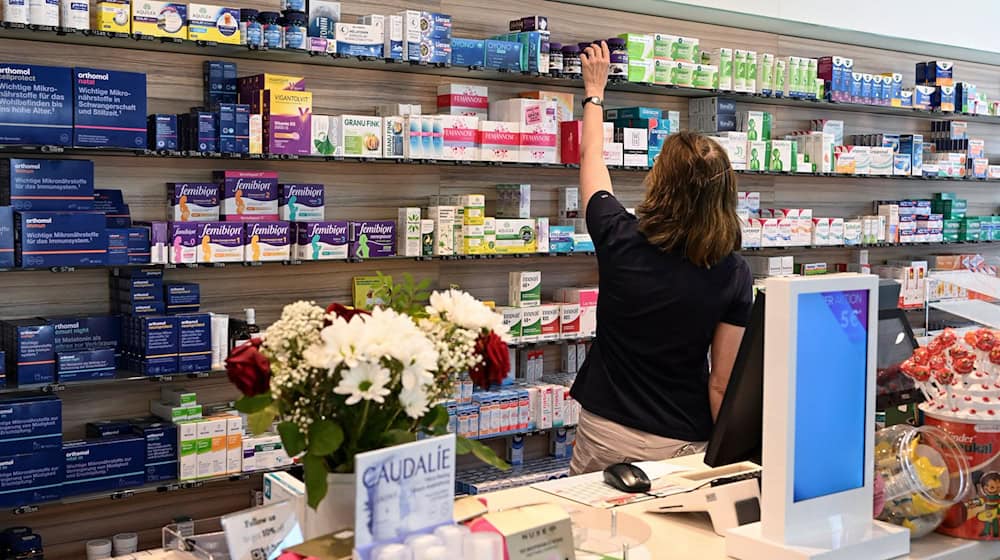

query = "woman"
[569, 41, 753, 475]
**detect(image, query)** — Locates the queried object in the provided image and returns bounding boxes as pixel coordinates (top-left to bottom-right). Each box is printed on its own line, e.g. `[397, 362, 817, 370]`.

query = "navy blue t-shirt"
[569, 191, 753, 442]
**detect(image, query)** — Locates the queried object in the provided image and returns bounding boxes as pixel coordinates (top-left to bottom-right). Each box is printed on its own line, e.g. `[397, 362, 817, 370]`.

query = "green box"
[748, 141, 770, 171]
[618, 33, 653, 61]
[934, 192, 957, 201]
[691, 64, 716, 89]
[670, 61, 694, 87]
[628, 59, 655, 83]
[942, 231, 960, 243]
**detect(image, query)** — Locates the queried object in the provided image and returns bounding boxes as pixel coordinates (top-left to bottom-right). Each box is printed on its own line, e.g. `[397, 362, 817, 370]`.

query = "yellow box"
[94, 0, 130, 33]
[131, 1, 187, 39]
[239, 73, 306, 112]
[187, 3, 240, 44]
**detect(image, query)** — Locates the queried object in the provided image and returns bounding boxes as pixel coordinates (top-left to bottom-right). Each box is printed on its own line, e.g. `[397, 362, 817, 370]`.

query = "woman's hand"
[581, 41, 610, 97]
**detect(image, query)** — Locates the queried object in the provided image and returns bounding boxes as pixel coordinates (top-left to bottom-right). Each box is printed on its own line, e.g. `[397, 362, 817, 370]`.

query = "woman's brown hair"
[637, 131, 741, 268]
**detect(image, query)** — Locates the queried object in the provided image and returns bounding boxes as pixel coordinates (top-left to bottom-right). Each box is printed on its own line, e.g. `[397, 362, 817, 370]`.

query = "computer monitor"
[875, 308, 920, 408]
[705, 290, 765, 468]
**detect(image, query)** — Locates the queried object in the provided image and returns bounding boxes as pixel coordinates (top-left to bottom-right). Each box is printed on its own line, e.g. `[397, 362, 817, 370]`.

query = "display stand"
[727, 275, 910, 560]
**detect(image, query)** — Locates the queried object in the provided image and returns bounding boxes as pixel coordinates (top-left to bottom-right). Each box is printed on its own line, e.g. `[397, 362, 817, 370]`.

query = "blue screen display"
[793, 289, 869, 503]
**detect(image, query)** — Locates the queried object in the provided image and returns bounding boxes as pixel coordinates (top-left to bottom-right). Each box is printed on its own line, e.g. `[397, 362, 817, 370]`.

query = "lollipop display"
[915, 328, 1000, 418]
[875, 425, 971, 539]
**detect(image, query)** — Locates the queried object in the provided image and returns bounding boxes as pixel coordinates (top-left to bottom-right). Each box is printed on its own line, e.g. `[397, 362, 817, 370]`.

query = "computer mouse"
[603, 462, 651, 493]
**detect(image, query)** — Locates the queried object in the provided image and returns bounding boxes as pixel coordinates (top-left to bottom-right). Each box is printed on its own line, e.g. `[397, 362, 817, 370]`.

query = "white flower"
[334, 361, 391, 405]
[399, 385, 430, 419]
[427, 289, 507, 335]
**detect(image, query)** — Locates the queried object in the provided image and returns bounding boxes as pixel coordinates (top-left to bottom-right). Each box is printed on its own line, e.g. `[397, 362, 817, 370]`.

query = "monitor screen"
[876, 310, 919, 407]
[793, 289, 869, 503]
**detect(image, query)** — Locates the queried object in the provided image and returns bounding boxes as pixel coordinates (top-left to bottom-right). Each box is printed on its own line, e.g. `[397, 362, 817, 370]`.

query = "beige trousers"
[569, 409, 707, 475]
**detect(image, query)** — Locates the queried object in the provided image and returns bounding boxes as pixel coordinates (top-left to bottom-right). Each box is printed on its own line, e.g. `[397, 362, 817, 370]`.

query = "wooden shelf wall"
[0, 0, 998, 556]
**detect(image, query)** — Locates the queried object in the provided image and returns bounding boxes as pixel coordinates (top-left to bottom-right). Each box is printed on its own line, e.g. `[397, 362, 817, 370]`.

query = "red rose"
[226, 338, 271, 396]
[325, 302, 370, 325]
[469, 331, 511, 389]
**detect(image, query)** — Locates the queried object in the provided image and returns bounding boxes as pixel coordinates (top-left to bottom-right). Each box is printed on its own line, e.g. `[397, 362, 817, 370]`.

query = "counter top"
[474, 454, 1000, 560]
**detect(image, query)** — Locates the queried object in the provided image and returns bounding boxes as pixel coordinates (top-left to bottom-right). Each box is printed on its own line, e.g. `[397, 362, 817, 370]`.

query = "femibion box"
[293, 221, 348, 261]
[244, 221, 290, 262]
[196, 221, 243, 263]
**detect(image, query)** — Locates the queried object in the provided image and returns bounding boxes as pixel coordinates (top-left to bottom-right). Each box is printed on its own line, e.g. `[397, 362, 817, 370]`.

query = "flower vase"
[311, 472, 356, 538]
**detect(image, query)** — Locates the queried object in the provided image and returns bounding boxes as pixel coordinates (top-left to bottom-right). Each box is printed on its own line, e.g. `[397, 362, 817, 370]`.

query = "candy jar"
[875, 425, 970, 538]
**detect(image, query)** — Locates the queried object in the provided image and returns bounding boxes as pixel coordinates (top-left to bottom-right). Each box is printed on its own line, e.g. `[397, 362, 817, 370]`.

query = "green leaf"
[303, 453, 330, 509]
[234, 393, 273, 413]
[277, 421, 306, 457]
[381, 429, 417, 446]
[247, 405, 278, 435]
[457, 436, 511, 471]
[420, 405, 449, 429]
[308, 419, 345, 456]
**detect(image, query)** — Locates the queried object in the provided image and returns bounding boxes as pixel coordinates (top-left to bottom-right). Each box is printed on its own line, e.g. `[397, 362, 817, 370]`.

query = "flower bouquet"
[225, 274, 511, 508]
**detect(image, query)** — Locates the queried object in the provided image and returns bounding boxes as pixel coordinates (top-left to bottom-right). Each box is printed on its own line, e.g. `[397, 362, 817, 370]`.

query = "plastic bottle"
[607, 37, 628, 77]
[561, 45, 581, 77]
[548, 42, 563, 77]
[240, 8, 261, 48]
[258, 11, 282, 49]
[281, 10, 306, 50]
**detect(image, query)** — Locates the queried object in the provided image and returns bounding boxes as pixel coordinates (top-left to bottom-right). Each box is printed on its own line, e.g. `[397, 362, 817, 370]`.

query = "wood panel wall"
[0, 0, 998, 556]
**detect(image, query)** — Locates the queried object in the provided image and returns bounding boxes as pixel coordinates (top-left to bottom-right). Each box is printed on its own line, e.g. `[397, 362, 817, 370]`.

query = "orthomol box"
[0, 395, 61, 453]
[0, 158, 94, 211]
[0, 64, 73, 146]
[73, 67, 147, 149]
[15, 211, 107, 268]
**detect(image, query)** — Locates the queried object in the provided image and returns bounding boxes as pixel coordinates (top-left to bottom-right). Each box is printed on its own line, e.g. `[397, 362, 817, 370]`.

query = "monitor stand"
[726, 518, 909, 560]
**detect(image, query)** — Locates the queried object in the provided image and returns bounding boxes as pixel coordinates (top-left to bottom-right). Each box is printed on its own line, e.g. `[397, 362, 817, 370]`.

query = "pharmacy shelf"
[0, 143, 997, 185]
[10, 464, 296, 515]
[0, 368, 220, 395]
[468, 423, 577, 442]
[0, 25, 997, 126]
[928, 300, 1000, 330]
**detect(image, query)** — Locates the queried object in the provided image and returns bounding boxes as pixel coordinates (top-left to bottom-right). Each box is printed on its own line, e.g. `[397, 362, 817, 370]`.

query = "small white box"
[509, 271, 542, 307]
[538, 304, 561, 342]
[197, 417, 228, 479]
[178, 420, 199, 481]
[225, 415, 243, 474]
[603, 143, 624, 166]
[536, 217, 549, 254]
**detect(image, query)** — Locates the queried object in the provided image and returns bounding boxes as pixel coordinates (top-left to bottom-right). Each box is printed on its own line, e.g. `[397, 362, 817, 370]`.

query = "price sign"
[221, 500, 304, 560]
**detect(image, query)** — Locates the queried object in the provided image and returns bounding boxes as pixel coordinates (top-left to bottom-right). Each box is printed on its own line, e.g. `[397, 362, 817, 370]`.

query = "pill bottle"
[281, 10, 306, 50]
[561, 45, 581, 78]
[607, 37, 627, 77]
[240, 8, 261, 47]
[548, 42, 563, 77]
[258, 11, 282, 50]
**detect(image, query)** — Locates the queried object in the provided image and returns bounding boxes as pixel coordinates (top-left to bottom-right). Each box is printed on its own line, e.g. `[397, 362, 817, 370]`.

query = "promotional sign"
[353, 434, 456, 558]
[221, 500, 304, 560]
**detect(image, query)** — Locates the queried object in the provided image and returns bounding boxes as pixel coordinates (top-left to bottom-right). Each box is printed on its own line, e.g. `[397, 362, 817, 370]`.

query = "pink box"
[478, 121, 519, 163]
[437, 84, 489, 118]
[489, 98, 558, 164]
[439, 115, 479, 161]
[556, 287, 598, 337]
[213, 170, 279, 222]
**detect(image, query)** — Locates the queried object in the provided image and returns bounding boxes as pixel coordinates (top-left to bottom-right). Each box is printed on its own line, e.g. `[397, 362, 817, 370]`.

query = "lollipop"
[927, 338, 947, 356]
[954, 356, 976, 376]
[932, 368, 958, 411]
[912, 347, 930, 366]
[990, 346, 1000, 385]
[901, 360, 934, 402]
[928, 355, 947, 373]
[965, 330, 980, 348]
[975, 331, 997, 367]
[938, 329, 958, 348]
[949, 346, 972, 362]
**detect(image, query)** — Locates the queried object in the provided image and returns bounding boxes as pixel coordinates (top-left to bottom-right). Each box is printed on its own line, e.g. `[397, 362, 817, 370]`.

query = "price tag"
[221, 500, 304, 560]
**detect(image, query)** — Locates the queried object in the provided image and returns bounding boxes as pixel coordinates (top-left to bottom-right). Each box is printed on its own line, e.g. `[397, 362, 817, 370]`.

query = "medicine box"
[335, 21, 384, 58]
[520, 307, 542, 342]
[215, 170, 279, 222]
[335, 115, 383, 158]
[132, 315, 178, 375]
[56, 348, 116, 383]
[130, 1, 186, 38]
[196, 221, 244, 264]
[0, 449, 63, 507]
[349, 220, 395, 258]
[131, 418, 177, 482]
[263, 89, 312, 156]
[168, 183, 220, 222]
[451, 38, 485, 68]
[0, 206, 12, 268]
[0, 158, 93, 212]
[2, 319, 55, 386]
[177, 420, 198, 480]
[0, 395, 61, 453]
[499, 307, 522, 344]
[307, 0, 339, 40]
[86, 419, 132, 438]
[509, 271, 541, 307]
[495, 218, 537, 254]
[438, 84, 489, 118]
[177, 313, 211, 372]
[73, 67, 147, 149]
[63, 435, 145, 496]
[0, 64, 72, 147]
[93, 0, 129, 33]
[244, 221, 290, 262]
[196, 416, 228, 478]
[279, 184, 325, 222]
[148, 114, 178, 151]
[187, 4, 239, 44]
[293, 221, 348, 261]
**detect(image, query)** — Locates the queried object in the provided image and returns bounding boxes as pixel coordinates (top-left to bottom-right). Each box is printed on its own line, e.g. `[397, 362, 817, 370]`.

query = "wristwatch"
[581, 96, 604, 108]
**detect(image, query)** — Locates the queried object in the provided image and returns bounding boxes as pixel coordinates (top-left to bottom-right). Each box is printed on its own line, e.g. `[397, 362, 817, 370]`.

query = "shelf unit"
[0, 3, 998, 558]
[0, 26, 997, 124]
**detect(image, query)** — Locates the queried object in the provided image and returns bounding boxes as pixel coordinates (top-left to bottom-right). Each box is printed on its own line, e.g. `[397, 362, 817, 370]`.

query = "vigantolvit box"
[168, 182, 219, 222]
[244, 221, 290, 262]
[62, 436, 144, 496]
[16, 211, 107, 268]
[335, 115, 382, 158]
[195, 221, 243, 263]
[263, 89, 312, 156]
[214, 170, 278, 221]
[293, 221, 347, 261]
[130, 1, 186, 39]
[0, 395, 60, 452]
[73, 67, 147, 149]
[0, 158, 93, 211]
[509, 271, 541, 307]
[0, 64, 72, 146]
[187, 4, 239, 44]
[279, 183, 324, 222]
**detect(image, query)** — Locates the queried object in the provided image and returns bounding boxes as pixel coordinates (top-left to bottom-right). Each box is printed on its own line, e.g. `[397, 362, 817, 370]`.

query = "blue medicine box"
[451, 38, 485, 67]
[86, 419, 132, 438]
[56, 348, 117, 383]
[177, 313, 211, 373]
[73, 67, 148, 149]
[131, 418, 177, 483]
[63, 435, 145, 496]
[165, 283, 200, 311]
[48, 314, 120, 352]
[107, 228, 128, 265]
[485, 40, 522, 72]
[0, 395, 61, 453]
[0, 63, 73, 147]
[0, 158, 94, 211]
[148, 114, 178, 151]
[0, 206, 12, 268]
[2, 320, 55, 386]
[0, 449, 64, 507]
[15, 211, 108, 268]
